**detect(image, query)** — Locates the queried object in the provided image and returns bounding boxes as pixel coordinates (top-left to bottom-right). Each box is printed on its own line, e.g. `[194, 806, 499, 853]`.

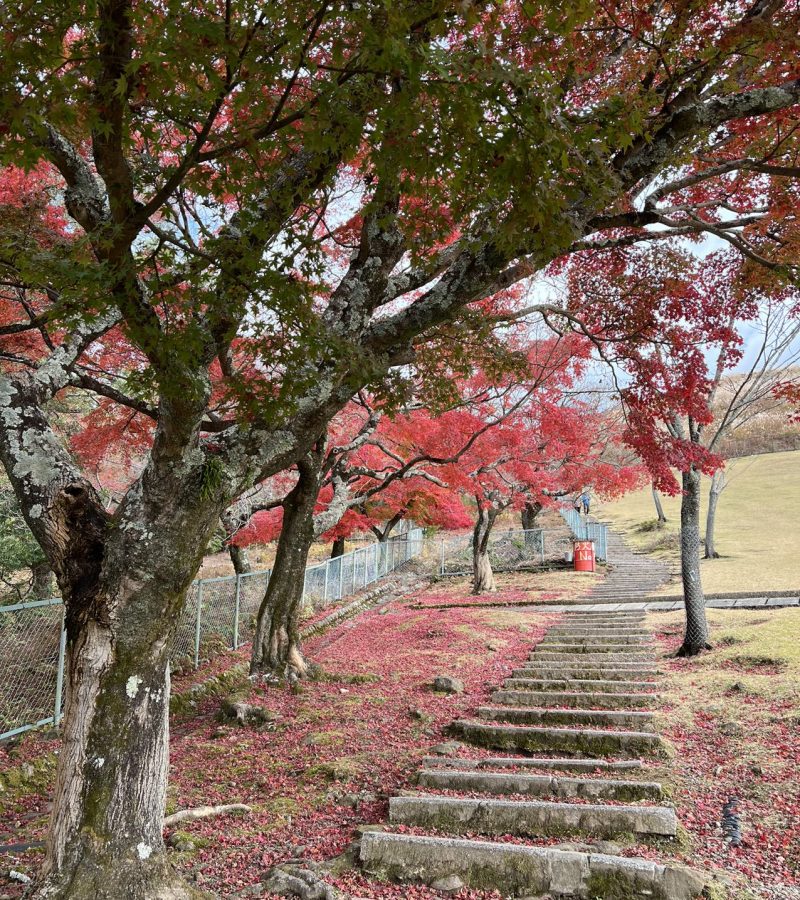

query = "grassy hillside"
[596, 449, 800, 595]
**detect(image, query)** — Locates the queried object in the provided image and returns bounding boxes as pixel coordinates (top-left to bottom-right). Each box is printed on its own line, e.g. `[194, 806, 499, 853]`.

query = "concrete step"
[562, 611, 647, 618]
[390, 794, 677, 839]
[523, 655, 656, 664]
[533, 642, 653, 654]
[558, 610, 645, 628]
[454, 720, 664, 757]
[418, 768, 663, 801]
[477, 705, 656, 730]
[547, 628, 652, 637]
[541, 634, 651, 646]
[505, 677, 659, 693]
[360, 832, 709, 900]
[421, 756, 645, 773]
[492, 689, 655, 709]
[513, 667, 659, 681]
[530, 651, 656, 662]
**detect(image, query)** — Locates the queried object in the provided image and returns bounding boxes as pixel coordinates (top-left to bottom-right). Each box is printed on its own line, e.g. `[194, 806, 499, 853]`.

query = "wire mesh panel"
[0, 529, 426, 737]
[236, 571, 270, 646]
[199, 578, 238, 660]
[440, 529, 572, 575]
[303, 562, 328, 610]
[328, 555, 343, 601]
[171, 583, 200, 673]
[488, 528, 545, 569]
[0, 601, 62, 739]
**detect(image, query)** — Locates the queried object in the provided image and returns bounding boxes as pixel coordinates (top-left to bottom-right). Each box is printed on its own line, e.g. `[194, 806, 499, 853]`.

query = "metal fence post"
[194, 581, 204, 669]
[541, 529, 545, 565]
[53, 610, 67, 727]
[363, 547, 369, 588]
[233, 575, 241, 650]
[440, 538, 445, 575]
[323, 559, 330, 605]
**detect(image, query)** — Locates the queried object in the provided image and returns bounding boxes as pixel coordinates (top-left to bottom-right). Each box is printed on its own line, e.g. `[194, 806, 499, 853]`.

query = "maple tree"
[563, 245, 799, 654]
[0, 0, 798, 895]
[378, 338, 642, 591]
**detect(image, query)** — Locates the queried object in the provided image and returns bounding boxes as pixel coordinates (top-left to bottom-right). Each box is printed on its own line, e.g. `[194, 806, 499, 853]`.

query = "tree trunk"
[704, 469, 725, 559]
[521, 501, 542, 551]
[330, 535, 346, 558]
[677, 467, 711, 657]
[250, 448, 324, 679]
[521, 500, 542, 531]
[371, 510, 404, 543]
[30, 559, 55, 598]
[34, 494, 221, 899]
[228, 542, 252, 575]
[472, 505, 499, 594]
[651, 486, 667, 525]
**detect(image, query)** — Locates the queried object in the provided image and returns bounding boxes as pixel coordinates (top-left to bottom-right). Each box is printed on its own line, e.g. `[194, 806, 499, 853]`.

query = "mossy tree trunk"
[32, 478, 224, 899]
[250, 446, 325, 679]
[330, 535, 346, 558]
[678, 466, 711, 657]
[472, 504, 499, 594]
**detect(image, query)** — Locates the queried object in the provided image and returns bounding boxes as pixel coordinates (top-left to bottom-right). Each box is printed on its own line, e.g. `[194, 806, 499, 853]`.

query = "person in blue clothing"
[580, 490, 591, 516]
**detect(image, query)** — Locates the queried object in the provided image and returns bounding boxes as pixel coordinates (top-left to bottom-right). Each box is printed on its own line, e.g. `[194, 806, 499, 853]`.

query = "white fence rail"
[0, 529, 423, 741]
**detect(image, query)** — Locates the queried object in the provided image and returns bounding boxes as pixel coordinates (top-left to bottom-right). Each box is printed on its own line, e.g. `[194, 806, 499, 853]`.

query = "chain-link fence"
[439, 528, 575, 576]
[560, 509, 609, 560]
[0, 528, 423, 741]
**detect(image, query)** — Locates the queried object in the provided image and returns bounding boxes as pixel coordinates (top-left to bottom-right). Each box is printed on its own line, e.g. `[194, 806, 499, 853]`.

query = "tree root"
[675, 642, 713, 658]
[163, 803, 251, 828]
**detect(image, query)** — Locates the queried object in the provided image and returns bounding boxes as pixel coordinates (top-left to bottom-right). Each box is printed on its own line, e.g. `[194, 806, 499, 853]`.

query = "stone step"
[547, 627, 652, 636]
[530, 651, 656, 662]
[558, 616, 648, 624]
[418, 768, 663, 801]
[541, 634, 651, 646]
[528, 641, 653, 659]
[513, 668, 659, 681]
[516, 659, 658, 670]
[559, 609, 647, 624]
[505, 677, 659, 693]
[360, 833, 709, 900]
[454, 720, 664, 757]
[421, 756, 645, 773]
[389, 794, 677, 838]
[477, 705, 656, 730]
[492, 689, 655, 709]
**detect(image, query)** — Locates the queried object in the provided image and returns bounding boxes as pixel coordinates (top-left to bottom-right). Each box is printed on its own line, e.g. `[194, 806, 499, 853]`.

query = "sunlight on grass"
[597, 450, 800, 594]
[651, 607, 800, 727]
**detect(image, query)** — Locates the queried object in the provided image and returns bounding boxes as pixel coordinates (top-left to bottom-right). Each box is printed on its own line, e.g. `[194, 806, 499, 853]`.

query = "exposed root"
[163, 804, 251, 828]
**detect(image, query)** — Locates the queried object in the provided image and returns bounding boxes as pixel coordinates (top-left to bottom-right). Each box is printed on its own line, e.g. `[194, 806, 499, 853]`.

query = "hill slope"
[596, 450, 800, 595]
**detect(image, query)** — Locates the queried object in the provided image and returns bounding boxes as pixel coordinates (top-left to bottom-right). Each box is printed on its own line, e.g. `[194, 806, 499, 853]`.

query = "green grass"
[596, 450, 800, 595]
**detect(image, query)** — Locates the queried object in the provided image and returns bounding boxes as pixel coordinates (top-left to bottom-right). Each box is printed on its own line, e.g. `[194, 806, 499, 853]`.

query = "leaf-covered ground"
[648, 607, 800, 900]
[2, 583, 799, 900]
[0, 575, 559, 897]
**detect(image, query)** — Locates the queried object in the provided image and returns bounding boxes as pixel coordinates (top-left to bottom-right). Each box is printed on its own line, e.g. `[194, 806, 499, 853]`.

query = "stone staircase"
[359, 609, 711, 899]
[585, 527, 674, 605]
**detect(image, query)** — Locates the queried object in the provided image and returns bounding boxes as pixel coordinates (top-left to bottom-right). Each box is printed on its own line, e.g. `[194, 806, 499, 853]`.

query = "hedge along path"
[359, 609, 720, 899]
